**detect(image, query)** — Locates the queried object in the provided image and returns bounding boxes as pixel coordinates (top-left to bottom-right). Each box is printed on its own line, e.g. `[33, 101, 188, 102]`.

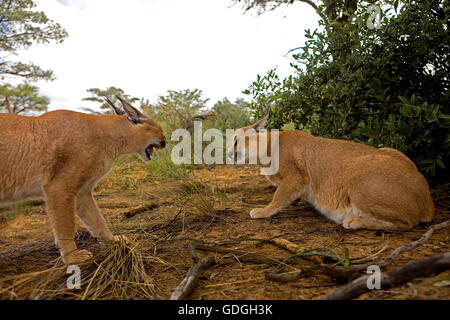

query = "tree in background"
[82, 86, 139, 115]
[242, 0, 449, 179]
[234, 0, 357, 28]
[213, 97, 251, 131]
[0, 0, 68, 81]
[0, 0, 67, 115]
[150, 89, 214, 133]
[0, 83, 48, 114]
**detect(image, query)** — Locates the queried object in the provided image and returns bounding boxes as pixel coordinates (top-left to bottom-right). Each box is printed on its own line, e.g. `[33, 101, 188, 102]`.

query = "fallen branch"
[338, 219, 450, 276]
[322, 252, 450, 300]
[379, 219, 450, 267]
[170, 244, 216, 300]
[122, 202, 160, 218]
[267, 220, 450, 283]
[266, 263, 365, 283]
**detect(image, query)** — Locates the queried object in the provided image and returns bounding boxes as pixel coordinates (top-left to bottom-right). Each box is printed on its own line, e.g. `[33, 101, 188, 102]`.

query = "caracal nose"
[160, 140, 166, 148]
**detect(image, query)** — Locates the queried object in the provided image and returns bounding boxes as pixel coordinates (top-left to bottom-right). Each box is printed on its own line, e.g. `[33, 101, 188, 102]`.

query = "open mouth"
[145, 144, 157, 160]
[145, 143, 164, 160]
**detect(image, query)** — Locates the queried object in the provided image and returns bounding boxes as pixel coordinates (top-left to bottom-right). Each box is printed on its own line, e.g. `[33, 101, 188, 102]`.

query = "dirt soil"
[0, 165, 449, 300]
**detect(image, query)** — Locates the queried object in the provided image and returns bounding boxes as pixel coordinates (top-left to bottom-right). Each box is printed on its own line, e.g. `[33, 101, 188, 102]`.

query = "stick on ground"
[194, 243, 284, 265]
[322, 252, 450, 300]
[379, 219, 450, 267]
[122, 202, 160, 218]
[170, 244, 216, 300]
[267, 220, 450, 284]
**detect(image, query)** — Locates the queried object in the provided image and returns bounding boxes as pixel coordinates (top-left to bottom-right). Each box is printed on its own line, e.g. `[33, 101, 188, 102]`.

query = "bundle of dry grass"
[156, 175, 220, 218]
[0, 237, 163, 300]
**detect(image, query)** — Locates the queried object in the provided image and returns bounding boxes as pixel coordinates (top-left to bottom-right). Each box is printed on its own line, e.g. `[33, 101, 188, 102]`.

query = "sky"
[16, 0, 319, 112]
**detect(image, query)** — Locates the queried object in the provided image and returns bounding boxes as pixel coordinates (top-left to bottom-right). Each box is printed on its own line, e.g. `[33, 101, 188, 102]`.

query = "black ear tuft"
[104, 97, 125, 115]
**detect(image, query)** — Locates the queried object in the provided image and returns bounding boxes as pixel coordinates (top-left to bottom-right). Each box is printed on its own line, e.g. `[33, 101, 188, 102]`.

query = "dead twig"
[265, 265, 319, 283]
[268, 238, 324, 264]
[267, 220, 450, 284]
[170, 244, 216, 300]
[122, 202, 160, 218]
[322, 252, 450, 300]
[379, 219, 450, 267]
[266, 263, 364, 283]
[339, 220, 450, 276]
[194, 243, 284, 265]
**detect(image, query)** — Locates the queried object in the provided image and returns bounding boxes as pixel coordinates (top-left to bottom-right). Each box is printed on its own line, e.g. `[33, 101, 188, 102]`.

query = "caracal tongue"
[148, 146, 154, 156]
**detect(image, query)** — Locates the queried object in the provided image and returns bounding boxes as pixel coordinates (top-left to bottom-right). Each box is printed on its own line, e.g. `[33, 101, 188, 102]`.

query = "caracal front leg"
[250, 177, 303, 219]
[76, 190, 115, 241]
[44, 184, 93, 264]
[76, 190, 126, 243]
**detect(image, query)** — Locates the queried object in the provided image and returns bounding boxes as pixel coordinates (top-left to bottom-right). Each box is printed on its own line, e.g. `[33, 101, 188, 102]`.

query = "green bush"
[244, 0, 449, 181]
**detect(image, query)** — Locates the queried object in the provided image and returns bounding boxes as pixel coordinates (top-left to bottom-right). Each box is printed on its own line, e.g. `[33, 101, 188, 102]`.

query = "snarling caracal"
[227, 114, 434, 231]
[0, 97, 166, 264]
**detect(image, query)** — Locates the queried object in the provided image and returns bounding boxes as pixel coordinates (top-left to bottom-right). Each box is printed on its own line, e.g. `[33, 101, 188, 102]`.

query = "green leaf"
[398, 96, 410, 105]
[399, 105, 412, 117]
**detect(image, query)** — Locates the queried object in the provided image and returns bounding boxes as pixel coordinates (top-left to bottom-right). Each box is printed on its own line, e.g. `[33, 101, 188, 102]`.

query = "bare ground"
[0, 163, 449, 300]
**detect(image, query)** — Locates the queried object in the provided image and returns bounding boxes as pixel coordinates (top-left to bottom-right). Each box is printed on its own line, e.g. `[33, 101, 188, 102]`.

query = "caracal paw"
[113, 234, 130, 244]
[250, 208, 272, 219]
[63, 249, 93, 265]
[343, 216, 362, 229]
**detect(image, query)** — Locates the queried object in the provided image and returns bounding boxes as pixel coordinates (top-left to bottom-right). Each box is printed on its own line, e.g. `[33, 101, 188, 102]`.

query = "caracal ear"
[116, 96, 144, 124]
[104, 97, 125, 115]
[252, 112, 269, 132]
[252, 102, 272, 132]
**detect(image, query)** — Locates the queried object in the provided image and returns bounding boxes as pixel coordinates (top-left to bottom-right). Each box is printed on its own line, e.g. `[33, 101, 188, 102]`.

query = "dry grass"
[0, 155, 449, 300]
[0, 235, 165, 300]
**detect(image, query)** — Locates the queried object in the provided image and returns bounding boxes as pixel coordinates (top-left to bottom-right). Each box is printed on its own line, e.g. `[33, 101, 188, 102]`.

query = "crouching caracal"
[227, 113, 434, 231]
[0, 97, 166, 264]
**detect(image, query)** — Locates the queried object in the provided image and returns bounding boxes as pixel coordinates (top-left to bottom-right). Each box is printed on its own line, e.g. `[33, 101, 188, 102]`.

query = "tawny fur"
[228, 119, 434, 231]
[0, 106, 166, 264]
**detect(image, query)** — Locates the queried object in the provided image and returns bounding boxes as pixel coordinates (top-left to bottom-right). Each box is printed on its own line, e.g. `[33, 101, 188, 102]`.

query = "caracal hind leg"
[76, 190, 117, 242]
[44, 185, 92, 264]
[343, 215, 411, 231]
[250, 177, 302, 219]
